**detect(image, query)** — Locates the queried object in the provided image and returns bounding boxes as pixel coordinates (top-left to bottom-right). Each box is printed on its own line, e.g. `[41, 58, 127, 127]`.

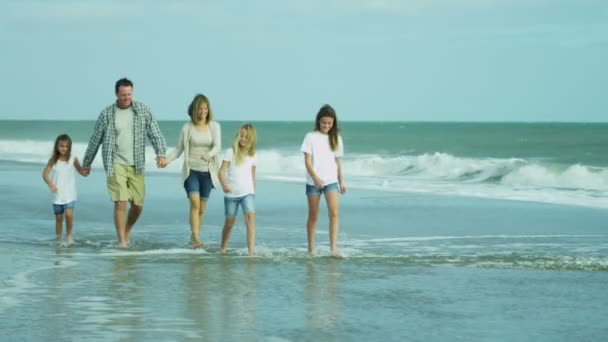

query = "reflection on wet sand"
[46, 246, 76, 339]
[107, 254, 142, 341]
[183, 256, 258, 340]
[218, 257, 257, 338]
[183, 256, 212, 339]
[304, 258, 341, 336]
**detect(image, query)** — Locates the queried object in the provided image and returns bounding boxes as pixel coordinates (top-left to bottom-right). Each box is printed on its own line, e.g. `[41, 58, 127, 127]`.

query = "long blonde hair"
[233, 123, 256, 166]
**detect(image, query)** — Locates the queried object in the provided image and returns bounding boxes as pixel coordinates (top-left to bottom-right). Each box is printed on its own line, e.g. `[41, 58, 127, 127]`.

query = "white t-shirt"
[51, 157, 77, 204]
[300, 131, 344, 186]
[223, 148, 256, 198]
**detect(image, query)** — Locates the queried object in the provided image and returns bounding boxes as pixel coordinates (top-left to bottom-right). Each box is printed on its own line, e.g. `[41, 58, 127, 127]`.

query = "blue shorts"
[224, 194, 255, 218]
[53, 201, 75, 215]
[305, 183, 340, 196]
[184, 170, 213, 200]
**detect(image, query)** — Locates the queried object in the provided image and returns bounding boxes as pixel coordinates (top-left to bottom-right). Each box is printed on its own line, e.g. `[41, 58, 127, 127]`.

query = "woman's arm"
[207, 122, 222, 158]
[166, 124, 187, 163]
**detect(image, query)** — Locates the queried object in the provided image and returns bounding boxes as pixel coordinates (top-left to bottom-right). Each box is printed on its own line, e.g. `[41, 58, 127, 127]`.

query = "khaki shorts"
[107, 164, 145, 205]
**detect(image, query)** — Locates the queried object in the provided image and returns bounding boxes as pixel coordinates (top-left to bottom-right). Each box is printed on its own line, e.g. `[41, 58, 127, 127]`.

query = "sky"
[0, 0, 606, 122]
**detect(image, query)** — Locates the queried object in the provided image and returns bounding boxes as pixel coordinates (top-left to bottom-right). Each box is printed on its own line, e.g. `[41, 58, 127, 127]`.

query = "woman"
[165, 94, 221, 248]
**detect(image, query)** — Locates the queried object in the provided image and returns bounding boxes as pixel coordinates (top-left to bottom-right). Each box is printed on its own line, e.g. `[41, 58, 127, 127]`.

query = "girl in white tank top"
[42, 134, 86, 243]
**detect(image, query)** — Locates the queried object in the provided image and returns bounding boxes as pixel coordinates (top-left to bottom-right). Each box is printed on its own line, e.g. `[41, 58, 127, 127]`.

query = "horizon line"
[1, 118, 607, 124]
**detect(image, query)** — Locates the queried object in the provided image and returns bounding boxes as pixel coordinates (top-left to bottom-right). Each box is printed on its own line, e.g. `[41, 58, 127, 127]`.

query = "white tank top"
[51, 157, 77, 204]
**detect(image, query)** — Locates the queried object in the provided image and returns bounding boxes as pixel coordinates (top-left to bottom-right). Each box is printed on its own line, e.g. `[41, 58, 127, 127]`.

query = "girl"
[219, 123, 257, 256]
[42, 134, 86, 243]
[300, 104, 346, 256]
[166, 94, 221, 249]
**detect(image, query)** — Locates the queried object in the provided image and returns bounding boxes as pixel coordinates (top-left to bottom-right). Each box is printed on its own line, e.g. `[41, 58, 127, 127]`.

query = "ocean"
[1, 120, 607, 341]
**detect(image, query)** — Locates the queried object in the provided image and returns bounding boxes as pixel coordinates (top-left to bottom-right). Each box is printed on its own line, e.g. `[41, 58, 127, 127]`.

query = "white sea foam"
[2, 139, 608, 208]
[0, 258, 78, 314]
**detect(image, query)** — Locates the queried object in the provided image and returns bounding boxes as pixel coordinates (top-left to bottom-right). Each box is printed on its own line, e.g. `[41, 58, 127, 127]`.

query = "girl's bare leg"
[306, 195, 321, 255]
[65, 208, 74, 242]
[220, 217, 236, 253]
[324, 191, 340, 256]
[55, 214, 63, 241]
[244, 212, 256, 256]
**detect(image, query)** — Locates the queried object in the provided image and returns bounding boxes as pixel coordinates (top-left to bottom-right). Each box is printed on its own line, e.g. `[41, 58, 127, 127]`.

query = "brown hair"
[315, 104, 339, 151]
[49, 134, 72, 165]
[187, 94, 213, 124]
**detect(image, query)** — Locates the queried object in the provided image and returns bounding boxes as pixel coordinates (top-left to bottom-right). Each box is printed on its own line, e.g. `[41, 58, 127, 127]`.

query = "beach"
[2, 1, 606, 339]
[2, 156, 608, 341]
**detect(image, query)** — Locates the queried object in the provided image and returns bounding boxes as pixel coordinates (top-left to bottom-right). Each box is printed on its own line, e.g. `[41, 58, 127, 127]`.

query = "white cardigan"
[166, 121, 221, 189]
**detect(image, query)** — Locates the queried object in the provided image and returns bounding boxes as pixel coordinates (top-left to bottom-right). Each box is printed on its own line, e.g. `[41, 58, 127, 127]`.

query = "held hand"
[223, 184, 231, 193]
[80, 168, 90, 177]
[156, 156, 168, 168]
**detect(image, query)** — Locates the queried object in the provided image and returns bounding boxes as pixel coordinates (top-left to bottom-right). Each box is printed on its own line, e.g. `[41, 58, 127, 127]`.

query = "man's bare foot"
[330, 250, 343, 258]
[118, 241, 129, 249]
[192, 240, 202, 249]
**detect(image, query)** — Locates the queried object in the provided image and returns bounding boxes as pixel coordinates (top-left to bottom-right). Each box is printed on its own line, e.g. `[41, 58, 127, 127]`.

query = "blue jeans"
[184, 171, 213, 199]
[224, 194, 256, 218]
[53, 201, 75, 215]
[305, 183, 340, 196]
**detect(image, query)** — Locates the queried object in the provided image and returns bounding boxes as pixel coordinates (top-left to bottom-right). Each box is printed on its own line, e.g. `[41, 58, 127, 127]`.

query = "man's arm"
[144, 109, 167, 158]
[82, 111, 107, 169]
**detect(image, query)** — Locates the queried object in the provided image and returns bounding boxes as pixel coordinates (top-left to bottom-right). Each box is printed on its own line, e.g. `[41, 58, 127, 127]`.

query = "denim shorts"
[224, 194, 255, 218]
[305, 182, 340, 196]
[53, 201, 75, 215]
[184, 170, 213, 200]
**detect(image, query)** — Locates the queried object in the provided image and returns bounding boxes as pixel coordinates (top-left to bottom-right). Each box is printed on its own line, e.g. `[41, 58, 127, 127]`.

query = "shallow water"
[2, 163, 608, 341]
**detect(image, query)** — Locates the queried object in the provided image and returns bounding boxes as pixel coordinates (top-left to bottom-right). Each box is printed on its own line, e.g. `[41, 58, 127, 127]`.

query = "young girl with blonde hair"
[218, 123, 257, 255]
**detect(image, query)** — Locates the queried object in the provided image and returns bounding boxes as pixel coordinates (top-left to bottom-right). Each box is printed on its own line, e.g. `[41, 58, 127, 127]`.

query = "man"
[82, 78, 167, 248]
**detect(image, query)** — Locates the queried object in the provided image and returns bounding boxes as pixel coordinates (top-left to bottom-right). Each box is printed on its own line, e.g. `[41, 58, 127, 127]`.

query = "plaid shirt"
[83, 101, 167, 177]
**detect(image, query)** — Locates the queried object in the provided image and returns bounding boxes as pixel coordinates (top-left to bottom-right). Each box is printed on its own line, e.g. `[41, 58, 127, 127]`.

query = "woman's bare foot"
[192, 240, 202, 249]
